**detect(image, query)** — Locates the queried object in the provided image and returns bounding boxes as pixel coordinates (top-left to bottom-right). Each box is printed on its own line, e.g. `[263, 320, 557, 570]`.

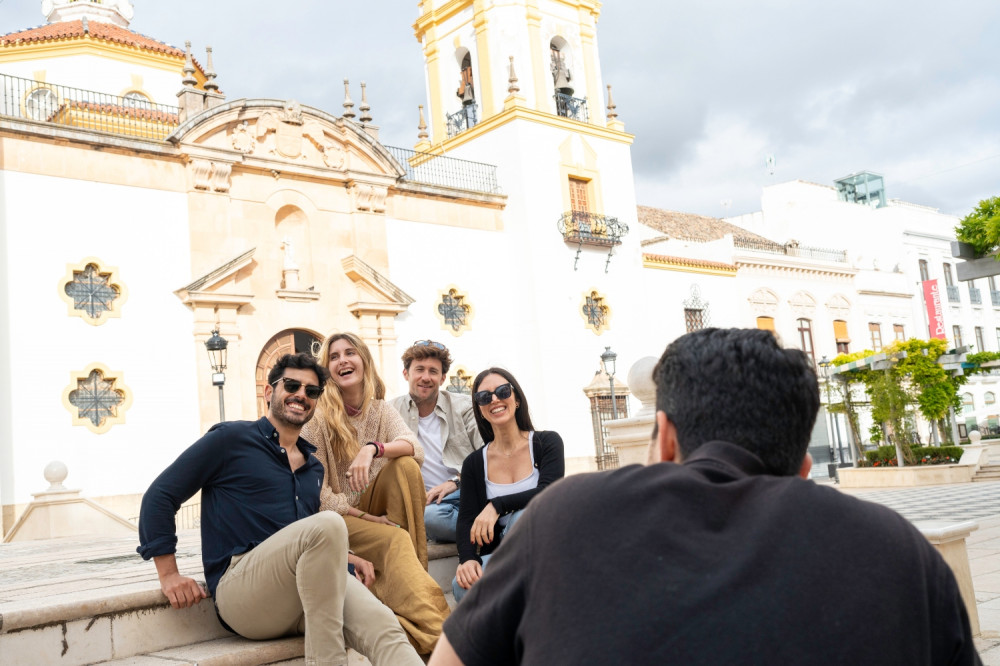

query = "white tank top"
[484, 432, 539, 526]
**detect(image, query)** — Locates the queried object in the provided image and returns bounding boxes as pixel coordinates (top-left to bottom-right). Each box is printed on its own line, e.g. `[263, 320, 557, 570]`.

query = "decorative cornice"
[643, 253, 737, 277]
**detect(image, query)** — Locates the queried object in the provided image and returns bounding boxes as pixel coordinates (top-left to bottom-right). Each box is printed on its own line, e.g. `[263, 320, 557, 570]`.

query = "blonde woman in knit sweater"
[301, 331, 450, 655]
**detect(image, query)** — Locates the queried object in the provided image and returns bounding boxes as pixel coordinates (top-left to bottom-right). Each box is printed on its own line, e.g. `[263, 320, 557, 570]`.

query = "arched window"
[447, 49, 478, 136]
[256, 329, 323, 416]
[963, 392, 975, 415]
[550, 37, 586, 121]
[985, 392, 995, 406]
[833, 319, 849, 354]
[797, 318, 814, 363]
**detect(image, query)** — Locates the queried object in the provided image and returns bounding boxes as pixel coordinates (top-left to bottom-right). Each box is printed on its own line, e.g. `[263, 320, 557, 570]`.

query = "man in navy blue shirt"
[139, 352, 419, 665]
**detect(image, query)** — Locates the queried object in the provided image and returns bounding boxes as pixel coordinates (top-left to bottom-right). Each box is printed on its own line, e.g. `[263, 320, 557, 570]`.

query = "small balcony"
[991, 290, 1000, 307]
[554, 92, 588, 122]
[558, 210, 628, 247]
[970, 287, 982, 305]
[446, 103, 478, 138]
[947, 285, 960, 302]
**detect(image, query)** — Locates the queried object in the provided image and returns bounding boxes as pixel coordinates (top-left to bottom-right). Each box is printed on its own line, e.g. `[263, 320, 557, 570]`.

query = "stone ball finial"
[627, 356, 658, 415]
[44, 460, 68, 491]
[969, 430, 982, 444]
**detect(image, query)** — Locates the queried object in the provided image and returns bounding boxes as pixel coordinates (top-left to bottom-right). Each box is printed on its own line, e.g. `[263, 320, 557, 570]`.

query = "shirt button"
[281, 448, 285, 453]
[295, 496, 299, 500]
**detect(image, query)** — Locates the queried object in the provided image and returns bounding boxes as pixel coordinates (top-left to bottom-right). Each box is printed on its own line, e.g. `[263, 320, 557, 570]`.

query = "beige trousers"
[348, 456, 450, 654]
[215, 512, 421, 666]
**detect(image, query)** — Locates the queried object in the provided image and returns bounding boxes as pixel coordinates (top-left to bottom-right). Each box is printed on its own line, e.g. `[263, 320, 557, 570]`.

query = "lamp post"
[205, 329, 228, 422]
[601, 346, 618, 419]
[818, 356, 836, 465]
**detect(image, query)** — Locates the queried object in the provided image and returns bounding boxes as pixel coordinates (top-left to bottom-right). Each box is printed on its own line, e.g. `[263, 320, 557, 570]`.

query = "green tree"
[955, 195, 1000, 257]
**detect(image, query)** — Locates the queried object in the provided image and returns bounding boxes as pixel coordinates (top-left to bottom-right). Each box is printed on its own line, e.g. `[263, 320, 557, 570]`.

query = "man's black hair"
[267, 352, 331, 387]
[653, 327, 819, 475]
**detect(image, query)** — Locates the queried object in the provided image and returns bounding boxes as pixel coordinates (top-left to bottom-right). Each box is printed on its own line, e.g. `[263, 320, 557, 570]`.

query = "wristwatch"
[450, 475, 461, 489]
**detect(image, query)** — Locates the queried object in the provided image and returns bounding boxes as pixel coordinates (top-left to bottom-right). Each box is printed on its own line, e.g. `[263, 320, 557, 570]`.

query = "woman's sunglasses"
[474, 383, 514, 406]
[271, 377, 325, 399]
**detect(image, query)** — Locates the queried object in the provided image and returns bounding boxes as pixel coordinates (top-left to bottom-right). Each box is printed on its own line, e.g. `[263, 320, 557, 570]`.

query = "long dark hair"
[471, 367, 535, 444]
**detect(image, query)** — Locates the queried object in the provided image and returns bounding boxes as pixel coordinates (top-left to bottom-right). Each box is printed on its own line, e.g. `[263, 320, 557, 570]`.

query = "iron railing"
[557, 210, 628, 247]
[947, 285, 960, 302]
[446, 103, 478, 137]
[992, 290, 1000, 307]
[130, 503, 200, 530]
[732, 237, 848, 262]
[554, 92, 588, 122]
[384, 145, 500, 195]
[970, 287, 982, 305]
[0, 72, 179, 140]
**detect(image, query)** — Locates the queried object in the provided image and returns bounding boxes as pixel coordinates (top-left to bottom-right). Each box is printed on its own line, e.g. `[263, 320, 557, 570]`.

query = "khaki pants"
[349, 456, 450, 654]
[215, 512, 420, 666]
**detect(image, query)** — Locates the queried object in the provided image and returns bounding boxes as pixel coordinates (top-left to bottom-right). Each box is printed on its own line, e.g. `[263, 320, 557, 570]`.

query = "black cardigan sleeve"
[456, 448, 485, 564]
[490, 431, 565, 516]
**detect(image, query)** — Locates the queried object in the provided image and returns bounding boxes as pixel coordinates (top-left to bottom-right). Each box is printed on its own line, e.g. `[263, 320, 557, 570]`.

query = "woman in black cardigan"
[452, 367, 565, 601]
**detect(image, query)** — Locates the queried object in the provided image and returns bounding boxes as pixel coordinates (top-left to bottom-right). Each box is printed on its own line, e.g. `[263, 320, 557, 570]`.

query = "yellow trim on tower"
[472, 0, 495, 117]
[526, 0, 547, 111]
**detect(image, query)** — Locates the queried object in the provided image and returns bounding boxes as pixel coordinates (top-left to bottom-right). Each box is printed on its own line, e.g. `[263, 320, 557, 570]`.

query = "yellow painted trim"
[643, 256, 738, 277]
[580, 287, 611, 335]
[525, 0, 547, 110]
[472, 1, 495, 117]
[431, 102, 633, 154]
[578, 16, 602, 123]
[414, 0, 473, 41]
[559, 135, 604, 214]
[0, 40, 204, 84]
[57, 257, 128, 326]
[62, 363, 133, 435]
[436, 284, 474, 337]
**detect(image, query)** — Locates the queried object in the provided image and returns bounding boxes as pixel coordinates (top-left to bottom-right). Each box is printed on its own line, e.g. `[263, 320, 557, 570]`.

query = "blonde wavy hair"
[314, 331, 386, 461]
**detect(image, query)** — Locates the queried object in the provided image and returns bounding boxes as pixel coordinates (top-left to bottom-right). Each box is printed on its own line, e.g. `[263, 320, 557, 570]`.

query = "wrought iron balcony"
[446, 103, 478, 137]
[558, 210, 629, 272]
[384, 145, 499, 195]
[992, 290, 1000, 307]
[554, 92, 588, 122]
[0, 72, 179, 140]
[970, 287, 982, 305]
[947, 285, 960, 302]
[732, 237, 847, 262]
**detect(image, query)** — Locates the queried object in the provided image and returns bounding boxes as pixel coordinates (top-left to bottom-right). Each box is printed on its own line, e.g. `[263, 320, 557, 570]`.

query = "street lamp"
[601, 346, 618, 419]
[205, 328, 228, 422]
[817, 356, 846, 469]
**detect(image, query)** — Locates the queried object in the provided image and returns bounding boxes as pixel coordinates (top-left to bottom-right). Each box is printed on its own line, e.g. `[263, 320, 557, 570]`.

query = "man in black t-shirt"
[429, 328, 981, 666]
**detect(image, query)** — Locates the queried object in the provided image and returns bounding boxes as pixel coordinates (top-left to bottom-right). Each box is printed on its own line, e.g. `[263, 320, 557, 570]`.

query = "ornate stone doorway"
[255, 328, 323, 416]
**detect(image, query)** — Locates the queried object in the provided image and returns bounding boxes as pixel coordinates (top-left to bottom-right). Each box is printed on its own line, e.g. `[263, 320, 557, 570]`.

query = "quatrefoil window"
[59, 258, 127, 325]
[437, 287, 473, 336]
[63, 364, 133, 434]
[581, 290, 610, 334]
[447, 367, 473, 395]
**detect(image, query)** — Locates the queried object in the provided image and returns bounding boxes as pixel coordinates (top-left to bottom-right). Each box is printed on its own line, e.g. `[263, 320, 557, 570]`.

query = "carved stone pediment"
[789, 291, 817, 318]
[348, 181, 388, 213]
[748, 287, 779, 316]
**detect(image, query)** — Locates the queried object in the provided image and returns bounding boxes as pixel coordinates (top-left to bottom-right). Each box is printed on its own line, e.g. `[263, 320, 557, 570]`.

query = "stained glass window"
[68, 369, 125, 428]
[438, 289, 471, 333]
[64, 263, 120, 320]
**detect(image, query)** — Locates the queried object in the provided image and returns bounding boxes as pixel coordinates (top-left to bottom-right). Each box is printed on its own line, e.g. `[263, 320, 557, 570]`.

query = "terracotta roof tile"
[636, 205, 774, 244]
[0, 21, 199, 69]
[643, 253, 737, 272]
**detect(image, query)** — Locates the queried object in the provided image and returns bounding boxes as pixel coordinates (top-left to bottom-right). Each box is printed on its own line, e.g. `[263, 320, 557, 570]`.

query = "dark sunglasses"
[414, 339, 446, 350]
[271, 377, 324, 399]
[474, 383, 514, 406]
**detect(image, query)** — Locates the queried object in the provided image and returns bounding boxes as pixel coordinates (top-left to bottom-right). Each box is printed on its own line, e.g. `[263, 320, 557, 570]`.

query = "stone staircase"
[973, 463, 1000, 482]
[0, 531, 458, 665]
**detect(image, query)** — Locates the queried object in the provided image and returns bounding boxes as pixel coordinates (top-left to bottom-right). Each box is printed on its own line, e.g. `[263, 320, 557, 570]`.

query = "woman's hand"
[364, 513, 399, 528]
[346, 445, 376, 492]
[347, 553, 376, 587]
[471, 502, 499, 546]
[455, 560, 483, 590]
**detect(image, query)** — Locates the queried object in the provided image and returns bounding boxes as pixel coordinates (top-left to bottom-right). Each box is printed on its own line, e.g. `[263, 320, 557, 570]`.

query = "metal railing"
[970, 287, 982, 305]
[554, 92, 588, 122]
[446, 103, 478, 137]
[0, 72, 179, 140]
[947, 285, 960, 302]
[384, 145, 500, 195]
[732, 237, 847, 262]
[129, 503, 200, 530]
[557, 210, 629, 246]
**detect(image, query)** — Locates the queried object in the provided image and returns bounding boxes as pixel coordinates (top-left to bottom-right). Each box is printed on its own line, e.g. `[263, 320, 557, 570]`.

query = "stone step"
[1, 533, 459, 665]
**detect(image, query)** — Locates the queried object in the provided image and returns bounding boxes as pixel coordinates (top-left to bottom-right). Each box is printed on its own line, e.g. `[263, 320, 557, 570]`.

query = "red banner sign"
[923, 279, 946, 339]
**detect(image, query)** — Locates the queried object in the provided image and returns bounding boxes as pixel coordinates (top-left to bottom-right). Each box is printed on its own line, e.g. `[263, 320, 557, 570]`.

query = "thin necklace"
[495, 432, 528, 457]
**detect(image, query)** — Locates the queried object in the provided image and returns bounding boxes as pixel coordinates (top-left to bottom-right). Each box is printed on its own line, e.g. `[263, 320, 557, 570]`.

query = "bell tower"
[413, 0, 625, 147]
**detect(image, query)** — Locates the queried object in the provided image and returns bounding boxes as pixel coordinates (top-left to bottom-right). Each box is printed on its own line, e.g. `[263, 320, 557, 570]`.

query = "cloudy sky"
[3, 0, 997, 218]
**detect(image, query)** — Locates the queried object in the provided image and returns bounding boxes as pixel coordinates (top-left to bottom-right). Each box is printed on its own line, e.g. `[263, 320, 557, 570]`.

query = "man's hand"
[347, 445, 376, 493]
[471, 502, 499, 546]
[348, 553, 376, 587]
[455, 560, 483, 590]
[159, 571, 207, 609]
[426, 479, 458, 505]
